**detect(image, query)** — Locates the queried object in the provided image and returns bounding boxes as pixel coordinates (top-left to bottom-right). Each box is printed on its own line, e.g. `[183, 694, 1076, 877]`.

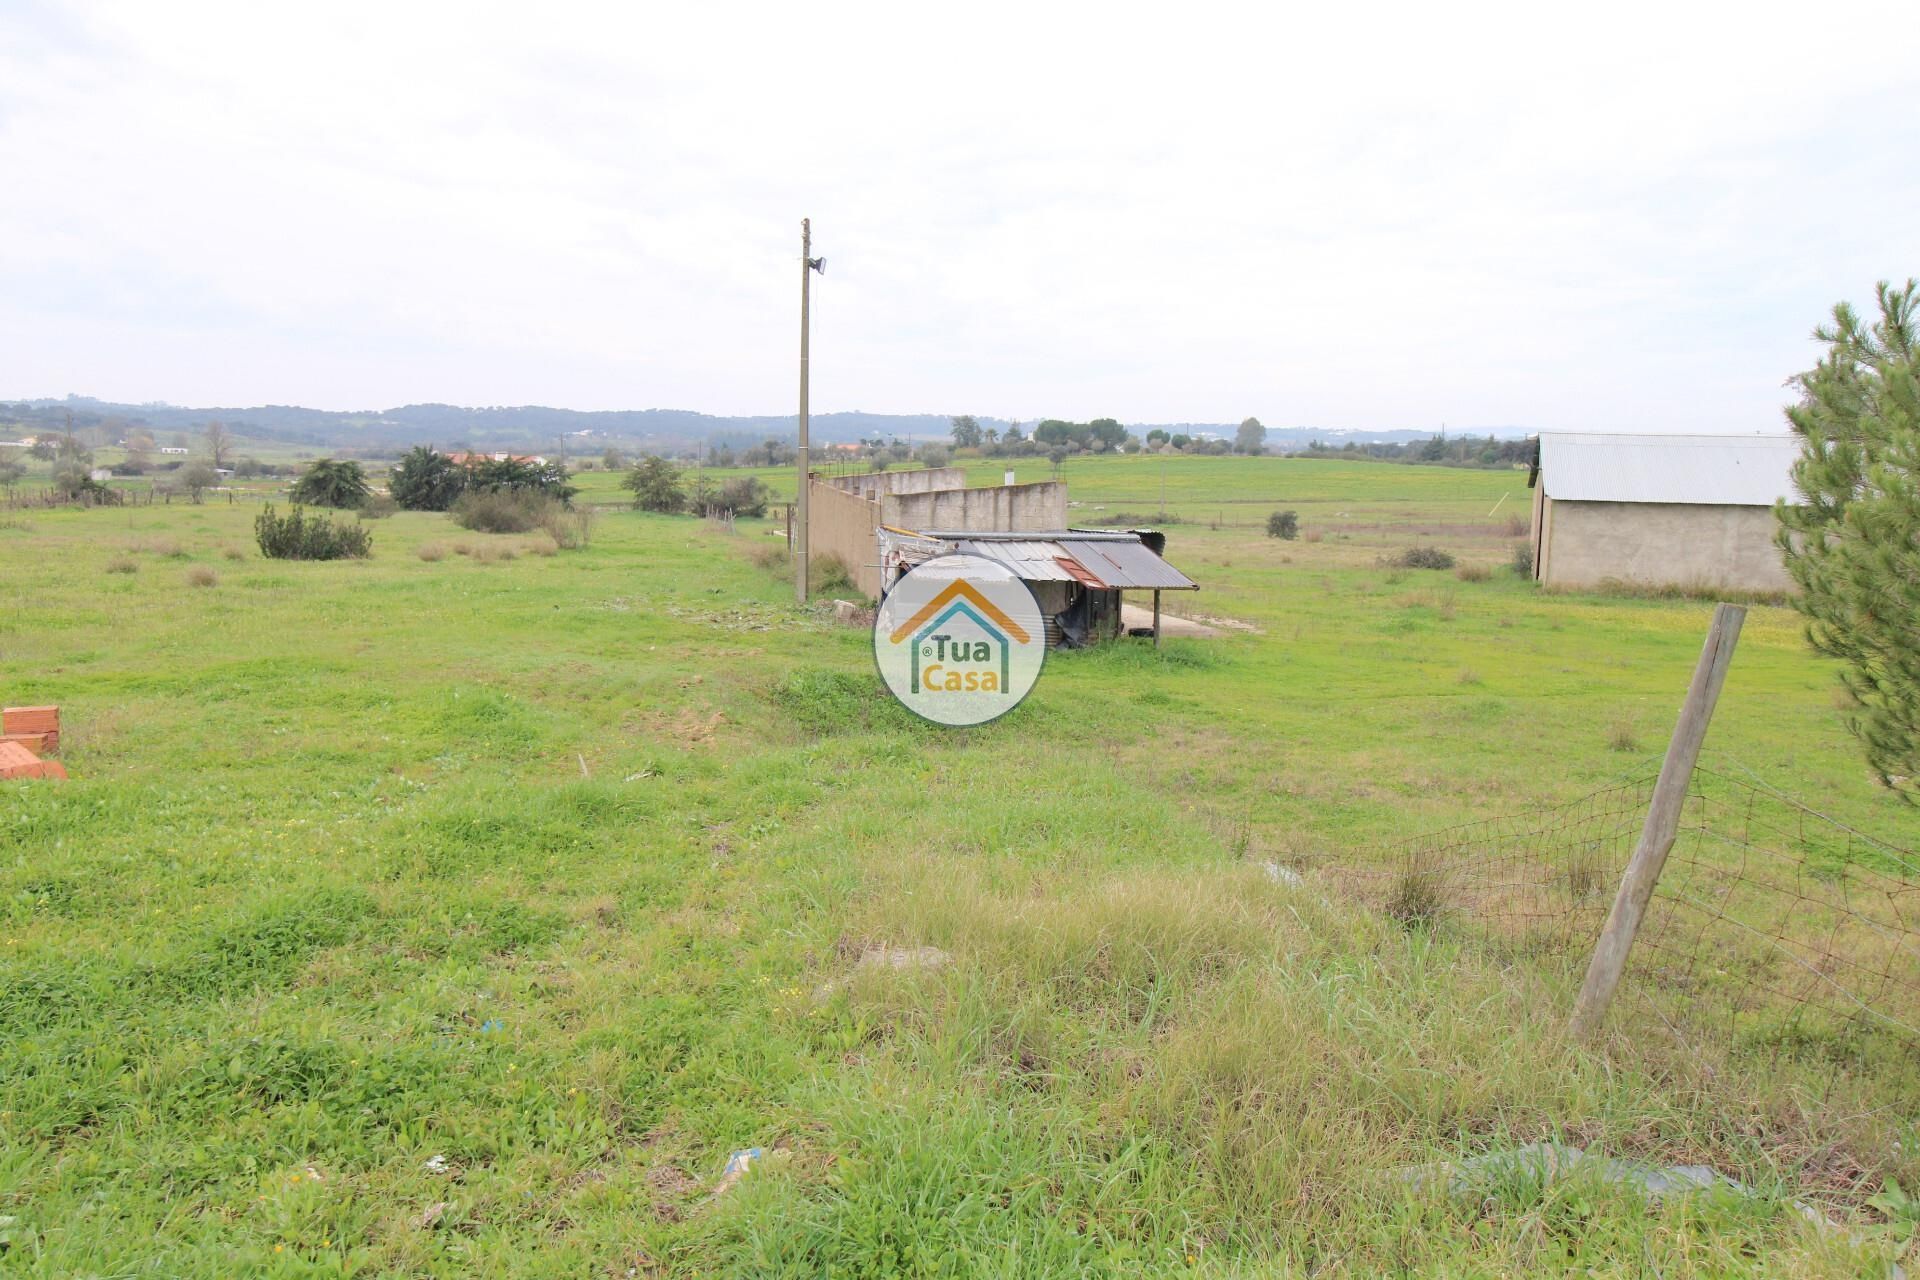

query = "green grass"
[1, 467, 1914, 1276]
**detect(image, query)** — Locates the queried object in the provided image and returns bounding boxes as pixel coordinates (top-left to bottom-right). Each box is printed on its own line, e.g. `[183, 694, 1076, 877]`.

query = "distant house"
[159, 446, 189, 455]
[1528, 432, 1801, 594]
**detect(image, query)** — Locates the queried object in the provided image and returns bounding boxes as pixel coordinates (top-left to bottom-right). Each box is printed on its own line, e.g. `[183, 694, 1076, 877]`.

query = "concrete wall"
[807, 479, 885, 598]
[879, 481, 1068, 535]
[824, 468, 966, 501]
[1539, 498, 1793, 593]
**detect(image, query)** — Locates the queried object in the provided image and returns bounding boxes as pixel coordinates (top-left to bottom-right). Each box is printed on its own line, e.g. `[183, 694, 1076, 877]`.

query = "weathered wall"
[880, 482, 1068, 535]
[1540, 499, 1793, 593]
[807, 479, 884, 598]
[825, 468, 966, 501]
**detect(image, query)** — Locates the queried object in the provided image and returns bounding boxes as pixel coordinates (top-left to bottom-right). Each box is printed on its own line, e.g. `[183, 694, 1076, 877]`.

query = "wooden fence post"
[1568, 602, 1746, 1039]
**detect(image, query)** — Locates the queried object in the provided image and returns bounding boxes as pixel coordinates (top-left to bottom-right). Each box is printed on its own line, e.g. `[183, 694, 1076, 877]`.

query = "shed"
[877, 527, 1199, 647]
[1528, 432, 1801, 593]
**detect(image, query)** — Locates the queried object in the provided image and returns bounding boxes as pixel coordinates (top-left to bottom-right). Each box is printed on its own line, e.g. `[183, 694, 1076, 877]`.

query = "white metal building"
[1529, 432, 1801, 593]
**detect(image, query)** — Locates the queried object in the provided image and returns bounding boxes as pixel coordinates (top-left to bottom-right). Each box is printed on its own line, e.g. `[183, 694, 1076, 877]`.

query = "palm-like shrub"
[290, 459, 372, 509]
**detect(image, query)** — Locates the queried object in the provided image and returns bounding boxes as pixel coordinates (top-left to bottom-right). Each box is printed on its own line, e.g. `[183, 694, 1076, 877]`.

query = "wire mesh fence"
[1317, 759, 1920, 1049]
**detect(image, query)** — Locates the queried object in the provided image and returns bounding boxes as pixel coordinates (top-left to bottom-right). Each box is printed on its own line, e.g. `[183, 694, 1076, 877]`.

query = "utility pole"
[795, 218, 821, 603]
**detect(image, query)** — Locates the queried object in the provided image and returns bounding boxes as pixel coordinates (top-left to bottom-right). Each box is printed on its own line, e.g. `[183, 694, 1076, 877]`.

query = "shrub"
[416, 542, 448, 562]
[810, 553, 856, 597]
[1511, 542, 1534, 577]
[255, 503, 373, 560]
[144, 537, 187, 558]
[524, 532, 560, 556]
[1396, 546, 1455, 570]
[623, 456, 686, 513]
[357, 493, 398, 519]
[185, 565, 218, 588]
[1504, 513, 1529, 537]
[749, 541, 786, 572]
[1606, 719, 1639, 753]
[1455, 562, 1491, 582]
[467, 456, 576, 504]
[105, 555, 138, 574]
[473, 542, 518, 563]
[222, 544, 246, 561]
[1266, 510, 1299, 540]
[540, 505, 595, 550]
[451, 489, 555, 534]
[711, 475, 769, 518]
[288, 458, 370, 509]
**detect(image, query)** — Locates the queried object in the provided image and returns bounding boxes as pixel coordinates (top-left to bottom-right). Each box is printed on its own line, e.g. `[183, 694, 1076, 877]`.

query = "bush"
[1396, 546, 1455, 570]
[1511, 542, 1534, 577]
[451, 489, 555, 534]
[540, 505, 595, 550]
[623, 456, 686, 513]
[255, 504, 373, 560]
[289, 458, 371, 509]
[185, 565, 219, 588]
[524, 532, 560, 557]
[416, 542, 448, 562]
[711, 476, 769, 518]
[104, 555, 138, 574]
[1455, 562, 1491, 582]
[1266, 510, 1299, 540]
[357, 493, 398, 519]
[810, 553, 856, 598]
[222, 545, 246, 561]
[473, 542, 518, 564]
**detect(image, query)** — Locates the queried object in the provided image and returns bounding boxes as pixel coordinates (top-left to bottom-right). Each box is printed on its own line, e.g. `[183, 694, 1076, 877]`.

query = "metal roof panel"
[1538, 432, 1800, 506]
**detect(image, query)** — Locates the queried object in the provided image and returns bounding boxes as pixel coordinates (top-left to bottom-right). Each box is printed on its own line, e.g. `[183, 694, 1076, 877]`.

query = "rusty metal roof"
[932, 532, 1199, 590]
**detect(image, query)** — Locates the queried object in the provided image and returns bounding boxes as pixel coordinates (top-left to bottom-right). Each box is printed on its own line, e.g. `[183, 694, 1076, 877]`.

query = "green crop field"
[2, 459, 1914, 1276]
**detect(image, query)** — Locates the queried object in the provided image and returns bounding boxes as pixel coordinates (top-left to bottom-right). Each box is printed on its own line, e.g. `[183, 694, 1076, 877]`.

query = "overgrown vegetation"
[1266, 509, 1299, 539]
[254, 502, 374, 560]
[1396, 545, 1457, 570]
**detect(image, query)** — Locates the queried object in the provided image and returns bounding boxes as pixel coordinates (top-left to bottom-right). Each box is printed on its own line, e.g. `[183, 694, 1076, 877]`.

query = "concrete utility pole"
[795, 218, 824, 604]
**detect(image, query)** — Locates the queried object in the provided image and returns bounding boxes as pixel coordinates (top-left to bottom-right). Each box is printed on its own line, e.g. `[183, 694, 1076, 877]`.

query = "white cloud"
[1, 0, 1915, 429]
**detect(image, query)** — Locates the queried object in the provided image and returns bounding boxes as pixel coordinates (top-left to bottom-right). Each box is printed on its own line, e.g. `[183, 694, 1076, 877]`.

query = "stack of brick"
[1, 706, 66, 780]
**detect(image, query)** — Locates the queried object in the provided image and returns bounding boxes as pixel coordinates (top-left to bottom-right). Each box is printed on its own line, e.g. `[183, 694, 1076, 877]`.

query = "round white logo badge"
[872, 553, 1047, 726]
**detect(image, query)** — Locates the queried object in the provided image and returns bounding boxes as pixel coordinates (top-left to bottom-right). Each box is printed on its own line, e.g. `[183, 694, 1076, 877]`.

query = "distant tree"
[1170, 433, 1192, 451]
[27, 438, 55, 460]
[602, 446, 627, 471]
[178, 461, 219, 503]
[982, 427, 999, 447]
[1775, 278, 1920, 799]
[623, 455, 687, 513]
[1047, 447, 1067, 476]
[713, 443, 736, 468]
[1003, 423, 1025, 445]
[467, 457, 577, 503]
[1236, 417, 1267, 455]
[1088, 418, 1129, 451]
[918, 443, 951, 468]
[204, 420, 232, 469]
[389, 446, 467, 511]
[1122, 436, 1142, 454]
[290, 458, 371, 509]
[1146, 428, 1170, 446]
[56, 433, 92, 466]
[713, 475, 769, 517]
[1267, 510, 1299, 539]
[949, 414, 983, 449]
[0, 458, 22, 489]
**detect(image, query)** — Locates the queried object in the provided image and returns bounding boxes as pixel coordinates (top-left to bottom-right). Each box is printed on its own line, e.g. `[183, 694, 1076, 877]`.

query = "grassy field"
[2, 458, 1914, 1276]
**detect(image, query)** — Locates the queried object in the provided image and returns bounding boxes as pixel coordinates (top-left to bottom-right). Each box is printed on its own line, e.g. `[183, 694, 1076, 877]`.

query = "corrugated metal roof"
[946, 535, 1199, 590]
[1539, 432, 1800, 507]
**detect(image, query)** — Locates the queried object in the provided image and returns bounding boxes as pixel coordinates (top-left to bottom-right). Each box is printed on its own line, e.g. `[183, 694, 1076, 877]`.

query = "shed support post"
[1568, 602, 1745, 1039]
[1152, 590, 1161, 647]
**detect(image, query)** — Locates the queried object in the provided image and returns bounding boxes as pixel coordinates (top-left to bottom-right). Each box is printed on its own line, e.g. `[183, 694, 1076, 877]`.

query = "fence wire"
[1324, 760, 1920, 1048]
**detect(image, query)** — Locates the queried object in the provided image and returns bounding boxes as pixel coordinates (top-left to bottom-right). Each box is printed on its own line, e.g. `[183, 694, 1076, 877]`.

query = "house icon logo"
[873, 554, 1046, 726]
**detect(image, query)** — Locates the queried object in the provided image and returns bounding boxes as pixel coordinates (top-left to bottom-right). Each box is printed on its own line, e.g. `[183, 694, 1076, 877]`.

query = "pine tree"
[1775, 279, 1920, 798]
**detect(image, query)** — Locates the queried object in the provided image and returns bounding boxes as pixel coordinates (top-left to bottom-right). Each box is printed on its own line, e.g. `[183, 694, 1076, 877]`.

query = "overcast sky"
[2, 1, 1916, 431]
